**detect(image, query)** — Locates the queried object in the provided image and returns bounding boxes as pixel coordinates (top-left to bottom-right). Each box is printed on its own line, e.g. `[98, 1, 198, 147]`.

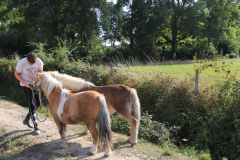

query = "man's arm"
[38, 68, 43, 73]
[14, 70, 31, 88]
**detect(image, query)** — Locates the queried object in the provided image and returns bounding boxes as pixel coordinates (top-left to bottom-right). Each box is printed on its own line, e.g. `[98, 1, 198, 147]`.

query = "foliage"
[60, 62, 103, 86]
[111, 112, 170, 145]
[1, 0, 240, 61]
[0, 58, 27, 106]
[49, 37, 76, 64]
[100, 2, 124, 46]
[27, 42, 53, 64]
[0, 0, 104, 57]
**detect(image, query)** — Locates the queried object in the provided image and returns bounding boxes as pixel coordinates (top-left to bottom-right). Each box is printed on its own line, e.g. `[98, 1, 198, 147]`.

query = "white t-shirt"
[16, 57, 44, 86]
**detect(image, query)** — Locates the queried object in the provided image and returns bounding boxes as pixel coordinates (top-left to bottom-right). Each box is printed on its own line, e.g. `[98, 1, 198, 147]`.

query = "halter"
[33, 79, 44, 92]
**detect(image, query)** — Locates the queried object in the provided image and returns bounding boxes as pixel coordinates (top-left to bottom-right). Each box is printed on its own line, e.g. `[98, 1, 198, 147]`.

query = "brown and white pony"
[50, 71, 141, 147]
[34, 72, 113, 156]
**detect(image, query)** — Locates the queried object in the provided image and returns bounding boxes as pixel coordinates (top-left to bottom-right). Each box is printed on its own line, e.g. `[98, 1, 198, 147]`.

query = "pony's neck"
[45, 87, 63, 105]
[41, 82, 62, 98]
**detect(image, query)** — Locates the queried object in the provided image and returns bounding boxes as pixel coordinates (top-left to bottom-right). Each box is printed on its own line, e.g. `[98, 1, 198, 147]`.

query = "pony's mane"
[41, 72, 62, 97]
[51, 71, 95, 92]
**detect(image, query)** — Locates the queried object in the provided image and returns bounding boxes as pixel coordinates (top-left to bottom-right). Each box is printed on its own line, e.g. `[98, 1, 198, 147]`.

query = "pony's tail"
[131, 88, 141, 129]
[98, 95, 113, 149]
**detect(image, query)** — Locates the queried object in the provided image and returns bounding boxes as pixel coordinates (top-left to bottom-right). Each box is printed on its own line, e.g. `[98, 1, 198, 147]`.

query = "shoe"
[23, 116, 33, 128]
[34, 124, 40, 135]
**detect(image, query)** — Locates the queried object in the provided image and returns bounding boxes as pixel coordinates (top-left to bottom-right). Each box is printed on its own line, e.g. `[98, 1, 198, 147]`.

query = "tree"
[159, 0, 203, 59]
[199, 0, 240, 47]
[118, 0, 170, 58]
[100, 2, 124, 46]
[0, 0, 107, 57]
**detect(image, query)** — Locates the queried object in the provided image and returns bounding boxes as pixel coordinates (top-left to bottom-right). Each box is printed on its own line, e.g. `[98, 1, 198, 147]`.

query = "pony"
[50, 71, 141, 147]
[34, 72, 113, 156]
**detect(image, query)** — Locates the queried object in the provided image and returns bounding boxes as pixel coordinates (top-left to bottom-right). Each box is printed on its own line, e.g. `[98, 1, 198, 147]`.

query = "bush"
[111, 112, 170, 145]
[229, 52, 238, 58]
[0, 59, 27, 106]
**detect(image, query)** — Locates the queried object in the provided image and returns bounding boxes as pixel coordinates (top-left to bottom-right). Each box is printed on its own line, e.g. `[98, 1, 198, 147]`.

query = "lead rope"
[27, 88, 48, 133]
[31, 89, 49, 122]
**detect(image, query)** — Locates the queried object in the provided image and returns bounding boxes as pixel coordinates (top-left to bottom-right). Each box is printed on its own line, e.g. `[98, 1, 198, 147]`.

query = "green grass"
[127, 59, 240, 78]
[125, 58, 240, 89]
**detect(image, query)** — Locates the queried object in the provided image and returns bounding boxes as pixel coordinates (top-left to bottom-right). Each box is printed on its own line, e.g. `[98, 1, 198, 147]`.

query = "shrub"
[111, 112, 170, 145]
[60, 62, 103, 86]
[0, 59, 27, 106]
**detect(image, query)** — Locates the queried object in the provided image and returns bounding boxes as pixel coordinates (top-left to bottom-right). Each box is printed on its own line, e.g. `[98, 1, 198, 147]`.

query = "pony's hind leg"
[103, 139, 112, 157]
[121, 113, 138, 147]
[86, 123, 98, 155]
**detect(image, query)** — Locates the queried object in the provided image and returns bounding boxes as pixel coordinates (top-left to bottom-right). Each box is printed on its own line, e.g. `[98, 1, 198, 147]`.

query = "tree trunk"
[130, 0, 135, 55]
[171, 15, 177, 59]
[53, 21, 58, 37]
[81, 32, 84, 46]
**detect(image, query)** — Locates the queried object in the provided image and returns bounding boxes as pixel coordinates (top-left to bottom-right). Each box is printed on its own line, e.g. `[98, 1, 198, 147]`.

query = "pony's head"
[35, 72, 62, 97]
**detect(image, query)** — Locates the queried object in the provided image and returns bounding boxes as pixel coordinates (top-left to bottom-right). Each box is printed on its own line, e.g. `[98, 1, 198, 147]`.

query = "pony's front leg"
[54, 118, 67, 148]
[60, 123, 67, 148]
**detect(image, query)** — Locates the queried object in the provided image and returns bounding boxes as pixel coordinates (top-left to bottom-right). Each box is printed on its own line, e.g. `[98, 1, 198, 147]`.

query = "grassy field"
[124, 58, 240, 88]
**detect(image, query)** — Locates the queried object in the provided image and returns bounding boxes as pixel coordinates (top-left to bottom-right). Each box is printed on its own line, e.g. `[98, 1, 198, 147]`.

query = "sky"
[107, 0, 117, 4]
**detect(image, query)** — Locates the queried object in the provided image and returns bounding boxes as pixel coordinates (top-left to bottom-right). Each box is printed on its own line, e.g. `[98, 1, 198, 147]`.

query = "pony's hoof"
[56, 146, 63, 149]
[60, 144, 68, 149]
[87, 151, 97, 155]
[104, 152, 111, 157]
[131, 142, 136, 147]
[126, 138, 131, 144]
[82, 131, 88, 135]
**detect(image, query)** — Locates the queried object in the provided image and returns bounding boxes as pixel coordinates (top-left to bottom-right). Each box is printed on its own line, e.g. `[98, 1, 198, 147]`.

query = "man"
[14, 52, 44, 135]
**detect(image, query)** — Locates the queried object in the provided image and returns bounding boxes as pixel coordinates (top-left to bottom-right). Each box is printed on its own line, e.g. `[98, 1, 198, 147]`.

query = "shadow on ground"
[0, 129, 131, 160]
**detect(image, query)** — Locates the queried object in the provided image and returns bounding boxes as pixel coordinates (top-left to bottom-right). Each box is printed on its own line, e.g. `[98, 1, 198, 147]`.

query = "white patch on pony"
[57, 89, 69, 121]
[33, 113, 36, 117]
[89, 144, 97, 154]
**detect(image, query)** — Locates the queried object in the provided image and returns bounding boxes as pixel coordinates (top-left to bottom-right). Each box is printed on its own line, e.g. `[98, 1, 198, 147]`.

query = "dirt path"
[0, 99, 141, 160]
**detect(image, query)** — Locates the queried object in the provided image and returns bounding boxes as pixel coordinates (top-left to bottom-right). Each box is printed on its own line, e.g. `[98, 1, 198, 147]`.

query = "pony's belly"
[60, 114, 85, 124]
[108, 105, 116, 115]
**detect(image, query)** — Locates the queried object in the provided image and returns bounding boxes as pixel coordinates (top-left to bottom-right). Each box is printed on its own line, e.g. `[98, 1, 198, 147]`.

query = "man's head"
[27, 52, 37, 64]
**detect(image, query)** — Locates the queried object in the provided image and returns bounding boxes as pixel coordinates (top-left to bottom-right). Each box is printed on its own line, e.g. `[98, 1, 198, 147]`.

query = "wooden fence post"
[195, 69, 199, 96]
[111, 67, 115, 83]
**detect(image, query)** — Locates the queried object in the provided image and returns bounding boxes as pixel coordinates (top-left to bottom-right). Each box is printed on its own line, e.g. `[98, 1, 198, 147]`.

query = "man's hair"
[27, 52, 37, 64]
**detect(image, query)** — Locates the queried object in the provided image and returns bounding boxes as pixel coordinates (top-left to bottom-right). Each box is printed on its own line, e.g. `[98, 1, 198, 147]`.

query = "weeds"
[0, 128, 35, 159]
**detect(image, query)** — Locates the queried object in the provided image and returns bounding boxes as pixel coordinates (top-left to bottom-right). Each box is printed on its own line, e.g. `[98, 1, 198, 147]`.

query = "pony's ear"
[49, 71, 54, 77]
[38, 72, 43, 77]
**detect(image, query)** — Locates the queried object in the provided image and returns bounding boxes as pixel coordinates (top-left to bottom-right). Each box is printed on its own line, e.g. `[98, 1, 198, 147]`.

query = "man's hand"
[22, 81, 32, 88]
